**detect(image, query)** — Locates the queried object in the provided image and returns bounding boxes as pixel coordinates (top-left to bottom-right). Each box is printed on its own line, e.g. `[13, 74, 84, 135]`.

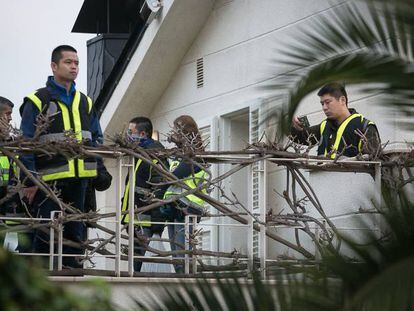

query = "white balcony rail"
[0, 151, 385, 278]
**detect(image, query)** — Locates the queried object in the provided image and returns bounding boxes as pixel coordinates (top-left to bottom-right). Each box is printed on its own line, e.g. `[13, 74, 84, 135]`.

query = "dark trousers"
[32, 179, 88, 268]
[166, 204, 198, 273]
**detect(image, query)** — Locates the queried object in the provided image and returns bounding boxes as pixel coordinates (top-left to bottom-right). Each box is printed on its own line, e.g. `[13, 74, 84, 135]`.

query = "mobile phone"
[298, 115, 310, 128]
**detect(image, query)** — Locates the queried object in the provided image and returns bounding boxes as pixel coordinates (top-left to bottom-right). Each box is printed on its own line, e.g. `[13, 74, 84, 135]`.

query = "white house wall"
[98, 0, 411, 268]
[151, 0, 347, 130]
[148, 0, 400, 260]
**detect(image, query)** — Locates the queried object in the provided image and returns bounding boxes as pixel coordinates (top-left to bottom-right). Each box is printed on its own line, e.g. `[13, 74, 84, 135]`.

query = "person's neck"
[53, 77, 72, 94]
[335, 109, 351, 125]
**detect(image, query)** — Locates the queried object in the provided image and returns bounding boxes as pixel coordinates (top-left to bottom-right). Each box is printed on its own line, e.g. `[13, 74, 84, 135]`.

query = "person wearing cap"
[291, 82, 380, 159]
[19, 45, 103, 268]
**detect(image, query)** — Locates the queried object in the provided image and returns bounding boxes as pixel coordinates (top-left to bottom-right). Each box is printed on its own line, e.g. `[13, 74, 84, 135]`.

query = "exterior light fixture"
[140, 0, 163, 24]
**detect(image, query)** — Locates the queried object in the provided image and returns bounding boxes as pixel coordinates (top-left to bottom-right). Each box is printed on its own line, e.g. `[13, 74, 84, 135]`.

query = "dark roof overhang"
[72, 0, 143, 34]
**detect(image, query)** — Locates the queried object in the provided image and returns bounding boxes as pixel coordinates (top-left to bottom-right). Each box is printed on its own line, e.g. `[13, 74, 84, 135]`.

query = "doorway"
[218, 108, 250, 256]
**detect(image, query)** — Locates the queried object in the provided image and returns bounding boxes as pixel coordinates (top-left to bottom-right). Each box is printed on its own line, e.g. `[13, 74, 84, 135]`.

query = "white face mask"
[127, 133, 142, 142]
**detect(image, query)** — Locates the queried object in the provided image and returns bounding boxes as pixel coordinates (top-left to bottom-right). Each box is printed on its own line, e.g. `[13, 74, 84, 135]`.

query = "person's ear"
[51, 62, 58, 73]
[339, 95, 347, 106]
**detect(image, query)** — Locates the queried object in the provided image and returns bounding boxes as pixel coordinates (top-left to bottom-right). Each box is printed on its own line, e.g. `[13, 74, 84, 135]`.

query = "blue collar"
[46, 76, 76, 107]
[139, 138, 153, 148]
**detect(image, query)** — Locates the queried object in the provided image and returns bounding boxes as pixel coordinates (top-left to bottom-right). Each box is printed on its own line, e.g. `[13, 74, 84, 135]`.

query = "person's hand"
[292, 116, 304, 131]
[23, 186, 38, 204]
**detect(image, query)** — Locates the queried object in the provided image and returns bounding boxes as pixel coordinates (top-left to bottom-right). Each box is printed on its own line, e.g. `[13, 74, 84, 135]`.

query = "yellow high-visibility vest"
[319, 114, 375, 159]
[25, 91, 96, 181]
[163, 160, 206, 208]
[0, 156, 11, 186]
[0, 155, 20, 225]
[121, 158, 158, 226]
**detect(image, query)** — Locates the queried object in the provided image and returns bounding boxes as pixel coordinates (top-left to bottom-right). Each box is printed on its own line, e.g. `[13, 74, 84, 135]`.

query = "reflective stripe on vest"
[320, 120, 327, 137]
[121, 158, 158, 226]
[0, 155, 19, 224]
[26, 92, 97, 181]
[163, 160, 206, 207]
[0, 156, 10, 187]
[38, 130, 92, 143]
[26, 92, 42, 111]
[321, 114, 362, 159]
[72, 93, 96, 178]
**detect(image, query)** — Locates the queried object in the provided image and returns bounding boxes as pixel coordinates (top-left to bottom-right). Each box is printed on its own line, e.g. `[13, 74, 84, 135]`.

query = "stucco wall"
[146, 0, 392, 259]
[97, 0, 409, 269]
[151, 0, 347, 132]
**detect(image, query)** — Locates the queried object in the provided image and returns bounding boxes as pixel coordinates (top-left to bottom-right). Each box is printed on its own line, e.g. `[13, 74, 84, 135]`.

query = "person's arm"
[20, 100, 40, 203]
[159, 160, 201, 195]
[89, 107, 103, 146]
[171, 161, 201, 179]
[135, 161, 151, 189]
[91, 156, 112, 191]
[20, 101, 38, 172]
[290, 123, 320, 146]
[361, 125, 381, 157]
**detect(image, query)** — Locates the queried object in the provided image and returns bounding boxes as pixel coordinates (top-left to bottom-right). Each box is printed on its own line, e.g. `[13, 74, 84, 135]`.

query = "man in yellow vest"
[20, 45, 102, 268]
[291, 82, 380, 159]
[0, 96, 15, 204]
[121, 116, 168, 272]
[0, 96, 25, 250]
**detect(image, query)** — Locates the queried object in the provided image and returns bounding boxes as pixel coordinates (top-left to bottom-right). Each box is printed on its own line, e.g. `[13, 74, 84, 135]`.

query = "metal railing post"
[247, 163, 254, 272]
[56, 212, 63, 271]
[191, 216, 197, 274]
[184, 215, 190, 274]
[48, 211, 63, 271]
[259, 160, 267, 279]
[314, 225, 320, 260]
[115, 157, 122, 277]
[374, 162, 382, 207]
[128, 156, 135, 277]
[49, 212, 55, 271]
[374, 162, 383, 237]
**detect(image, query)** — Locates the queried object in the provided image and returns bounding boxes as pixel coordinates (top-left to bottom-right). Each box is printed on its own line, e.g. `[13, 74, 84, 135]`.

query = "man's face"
[320, 94, 347, 121]
[128, 123, 138, 136]
[127, 123, 147, 142]
[0, 106, 12, 124]
[51, 51, 79, 83]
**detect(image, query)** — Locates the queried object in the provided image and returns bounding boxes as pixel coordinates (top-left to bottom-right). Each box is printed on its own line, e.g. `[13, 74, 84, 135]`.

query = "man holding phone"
[291, 82, 380, 159]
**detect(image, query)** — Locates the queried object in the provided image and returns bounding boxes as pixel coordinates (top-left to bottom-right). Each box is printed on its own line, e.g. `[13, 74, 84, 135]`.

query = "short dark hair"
[317, 82, 348, 105]
[129, 117, 153, 137]
[0, 96, 14, 112]
[51, 45, 77, 64]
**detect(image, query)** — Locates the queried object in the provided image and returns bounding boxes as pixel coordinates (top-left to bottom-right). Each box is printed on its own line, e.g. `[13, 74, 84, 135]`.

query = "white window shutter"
[249, 101, 267, 259]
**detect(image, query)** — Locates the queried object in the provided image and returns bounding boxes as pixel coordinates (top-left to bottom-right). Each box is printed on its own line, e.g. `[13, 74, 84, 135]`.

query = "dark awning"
[72, 0, 144, 34]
